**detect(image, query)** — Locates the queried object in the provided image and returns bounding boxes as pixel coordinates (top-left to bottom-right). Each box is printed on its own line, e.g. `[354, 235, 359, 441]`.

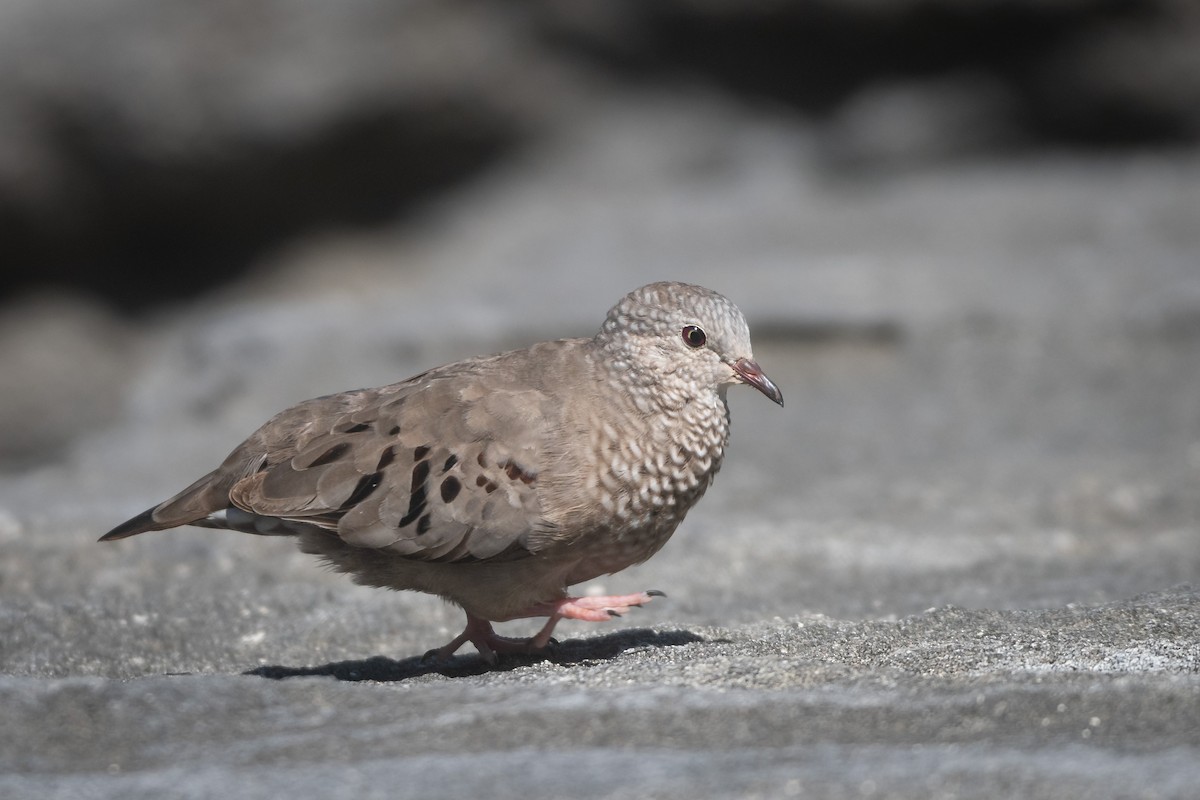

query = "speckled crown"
[600, 282, 746, 341]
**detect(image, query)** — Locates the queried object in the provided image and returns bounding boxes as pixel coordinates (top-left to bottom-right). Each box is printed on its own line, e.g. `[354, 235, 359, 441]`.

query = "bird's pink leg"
[423, 613, 552, 665]
[423, 591, 665, 664]
[524, 591, 666, 621]
[521, 590, 667, 650]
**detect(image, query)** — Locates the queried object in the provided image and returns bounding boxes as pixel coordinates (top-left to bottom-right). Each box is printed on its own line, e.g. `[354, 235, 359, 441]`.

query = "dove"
[101, 281, 784, 663]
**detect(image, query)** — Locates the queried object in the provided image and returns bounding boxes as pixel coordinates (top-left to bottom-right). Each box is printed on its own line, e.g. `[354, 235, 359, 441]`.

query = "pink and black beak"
[732, 357, 784, 407]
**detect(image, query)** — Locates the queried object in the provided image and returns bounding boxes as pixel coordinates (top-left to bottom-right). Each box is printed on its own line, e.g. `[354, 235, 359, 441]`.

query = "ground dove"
[101, 282, 783, 662]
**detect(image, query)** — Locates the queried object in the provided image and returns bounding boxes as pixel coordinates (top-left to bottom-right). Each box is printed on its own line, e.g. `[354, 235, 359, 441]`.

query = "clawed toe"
[428, 590, 666, 663]
[423, 647, 484, 665]
[555, 590, 666, 620]
[424, 614, 557, 665]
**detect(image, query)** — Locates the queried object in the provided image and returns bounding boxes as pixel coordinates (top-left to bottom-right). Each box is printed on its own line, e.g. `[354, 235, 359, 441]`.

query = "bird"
[100, 281, 784, 663]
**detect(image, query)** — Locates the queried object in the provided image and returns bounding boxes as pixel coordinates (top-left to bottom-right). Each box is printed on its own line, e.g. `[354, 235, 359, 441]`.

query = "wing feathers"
[103, 343, 587, 562]
[226, 361, 565, 561]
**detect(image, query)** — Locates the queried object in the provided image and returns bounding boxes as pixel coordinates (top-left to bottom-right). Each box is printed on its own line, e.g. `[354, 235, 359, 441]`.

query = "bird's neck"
[586, 339, 733, 489]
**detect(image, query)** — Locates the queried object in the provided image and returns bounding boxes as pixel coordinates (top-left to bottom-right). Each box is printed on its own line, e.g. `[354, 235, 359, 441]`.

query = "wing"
[226, 354, 566, 563]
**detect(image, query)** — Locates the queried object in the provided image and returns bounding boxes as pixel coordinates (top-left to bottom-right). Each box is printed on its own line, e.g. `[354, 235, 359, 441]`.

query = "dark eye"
[682, 325, 707, 348]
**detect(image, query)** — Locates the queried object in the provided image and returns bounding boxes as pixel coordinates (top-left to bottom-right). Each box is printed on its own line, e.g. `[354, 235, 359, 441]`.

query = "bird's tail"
[98, 507, 166, 541]
[98, 469, 227, 542]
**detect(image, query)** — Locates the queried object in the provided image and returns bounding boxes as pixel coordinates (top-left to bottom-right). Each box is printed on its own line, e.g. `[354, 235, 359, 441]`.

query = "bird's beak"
[732, 357, 784, 407]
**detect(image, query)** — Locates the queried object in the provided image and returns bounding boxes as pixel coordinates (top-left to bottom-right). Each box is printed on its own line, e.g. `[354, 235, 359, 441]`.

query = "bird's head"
[596, 281, 783, 408]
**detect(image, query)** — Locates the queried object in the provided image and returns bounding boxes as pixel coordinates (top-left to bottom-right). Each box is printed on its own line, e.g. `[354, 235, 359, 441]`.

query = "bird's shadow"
[245, 627, 705, 682]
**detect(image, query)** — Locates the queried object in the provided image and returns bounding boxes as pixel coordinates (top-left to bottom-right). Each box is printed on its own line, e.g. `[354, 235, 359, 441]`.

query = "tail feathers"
[98, 506, 171, 541]
[99, 469, 230, 542]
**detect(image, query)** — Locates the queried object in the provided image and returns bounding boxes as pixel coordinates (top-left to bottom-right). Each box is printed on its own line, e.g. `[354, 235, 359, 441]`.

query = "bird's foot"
[423, 591, 665, 665]
[518, 590, 666, 649]
[537, 590, 667, 622]
[422, 614, 556, 666]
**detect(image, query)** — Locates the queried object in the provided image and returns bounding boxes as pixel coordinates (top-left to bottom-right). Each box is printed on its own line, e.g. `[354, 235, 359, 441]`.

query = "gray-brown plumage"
[101, 282, 783, 662]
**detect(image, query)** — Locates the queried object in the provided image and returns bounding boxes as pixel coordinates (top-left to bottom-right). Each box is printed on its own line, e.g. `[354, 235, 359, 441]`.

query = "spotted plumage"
[101, 282, 783, 662]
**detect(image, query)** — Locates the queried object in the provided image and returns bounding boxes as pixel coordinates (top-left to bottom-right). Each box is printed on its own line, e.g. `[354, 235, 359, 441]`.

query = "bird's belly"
[562, 503, 693, 586]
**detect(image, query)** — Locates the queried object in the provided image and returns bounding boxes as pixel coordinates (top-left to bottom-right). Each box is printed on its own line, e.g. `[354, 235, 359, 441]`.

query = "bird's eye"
[682, 325, 707, 348]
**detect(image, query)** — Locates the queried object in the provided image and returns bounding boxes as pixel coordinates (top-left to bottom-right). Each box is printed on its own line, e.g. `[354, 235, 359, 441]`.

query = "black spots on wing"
[376, 445, 397, 470]
[305, 442, 350, 468]
[442, 454, 458, 473]
[334, 421, 371, 434]
[387, 425, 401, 436]
[413, 445, 430, 461]
[440, 475, 462, 503]
[342, 472, 383, 509]
[397, 459, 430, 528]
[417, 513, 432, 535]
[467, 451, 534, 495]
[410, 459, 430, 489]
[501, 459, 537, 486]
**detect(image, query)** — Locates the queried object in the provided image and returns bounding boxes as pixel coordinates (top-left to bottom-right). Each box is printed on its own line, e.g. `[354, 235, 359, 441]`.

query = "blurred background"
[5, 0, 1199, 308]
[0, 0, 1197, 622]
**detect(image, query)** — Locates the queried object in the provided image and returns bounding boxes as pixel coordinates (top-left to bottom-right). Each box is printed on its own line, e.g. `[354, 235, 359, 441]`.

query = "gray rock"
[0, 293, 135, 467]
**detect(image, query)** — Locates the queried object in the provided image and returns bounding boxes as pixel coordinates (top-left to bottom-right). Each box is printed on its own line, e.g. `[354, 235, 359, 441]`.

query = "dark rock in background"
[539, 0, 1200, 142]
[1, 0, 1198, 310]
[0, 0, 546, 310]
